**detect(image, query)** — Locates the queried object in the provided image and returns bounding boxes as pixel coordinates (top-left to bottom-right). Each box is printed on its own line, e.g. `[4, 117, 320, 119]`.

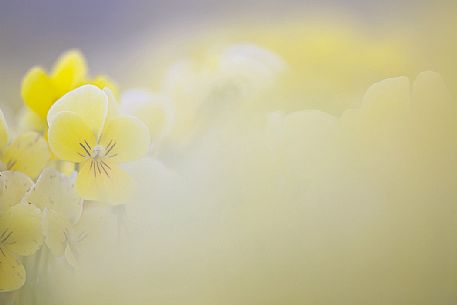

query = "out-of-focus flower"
[407, 3, 457, 98]
[22, 168, 82, 257]
[241, 21, 414, 114]
[340, 71, 457, 180]
[20, 50, 117, 132]
[0, 171, 42, 292]
[132, 20, 413, 118]
[47, 85, 150, 204]
[159, 43, 285, 148]
[61, 205, 115, 269]
[341, 71, 455, 148]
[120, 90, 174, 149]
[0, 108, 49, 179]
[49, 201, 118, 269]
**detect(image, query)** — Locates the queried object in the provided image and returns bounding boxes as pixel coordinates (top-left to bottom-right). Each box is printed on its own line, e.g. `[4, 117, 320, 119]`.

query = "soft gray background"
[0, 0, 428, 108]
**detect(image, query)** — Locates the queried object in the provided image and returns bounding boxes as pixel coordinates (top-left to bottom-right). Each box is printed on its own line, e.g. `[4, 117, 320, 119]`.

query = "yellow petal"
[90, 75, 119, 98]
[0, 171, 33, 212]
[0, 249, 25, 292]
[23, 168, 82, 221]
[99, 116, 150, 162]
[42, 209, 71, 257]
[48, 112, 96, 163]
[21, 67, 58, 120]
[0, 203, 43, 256]
[47, 85, 108, 138]
[2, 132, 50, 179]
[75, 160, 134, 204]
[0, 108, 8, 151]
[51, 50, 87, 95]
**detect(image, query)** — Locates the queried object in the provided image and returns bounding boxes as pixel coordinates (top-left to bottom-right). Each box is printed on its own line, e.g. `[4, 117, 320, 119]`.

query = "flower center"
[92, 145, 105, 160]
[77, 139, 117, 178]
[78, 140, 117, 160]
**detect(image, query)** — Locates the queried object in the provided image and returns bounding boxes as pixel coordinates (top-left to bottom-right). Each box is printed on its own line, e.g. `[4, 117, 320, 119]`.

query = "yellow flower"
[0, 108, 50, 179]
[0, 171, 43, 292]
[47, 85, 150, 204]
[25, 166, 117, 268]
[21, 50, 118, 130]
[20, 168, 112, 268]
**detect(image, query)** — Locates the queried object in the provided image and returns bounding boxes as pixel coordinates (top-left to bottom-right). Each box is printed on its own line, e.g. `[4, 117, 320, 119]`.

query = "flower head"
[0, 108, 49, 179]
[21, 50, 117, 128]
[0, 171, 42, 292]
[47, 85, 150, 204]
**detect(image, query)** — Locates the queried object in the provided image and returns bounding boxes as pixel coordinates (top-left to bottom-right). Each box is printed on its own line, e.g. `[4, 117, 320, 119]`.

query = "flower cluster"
[0, 51, 150, 293]
[0, 45, 280, 294]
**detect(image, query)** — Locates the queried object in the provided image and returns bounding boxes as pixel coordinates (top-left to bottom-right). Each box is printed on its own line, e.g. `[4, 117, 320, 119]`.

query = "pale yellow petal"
[0, 108, 8, 150]
[57, 160, 76, 176]
[64, 243, 79, 269]
[42, 209, 71, 257]
[120, 91, 174, 142]
[45, 160, 76, 175]
[412, 71, 454, 112]
[61, 204, 118, 268]
[0, 171, 33, 212]
[99, 116, 150, 162]
[0, 249, 25, 292]
[0, 203, 42, 256]
[17, 109, 46, 134]
[2, 132, 50, 179]
[47, 85, 108, 138]
[104, 87, 119, 120]
[23, 168, 82, 221]
[21, 67, 58, 120]
[75, 160, 134, 204]
[48, 112, 96, 163]
[90, 75, 119, 98]
[341, 76, 410, 139]
[136, 103, 167, 141]
[51, 50, 87, 94]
